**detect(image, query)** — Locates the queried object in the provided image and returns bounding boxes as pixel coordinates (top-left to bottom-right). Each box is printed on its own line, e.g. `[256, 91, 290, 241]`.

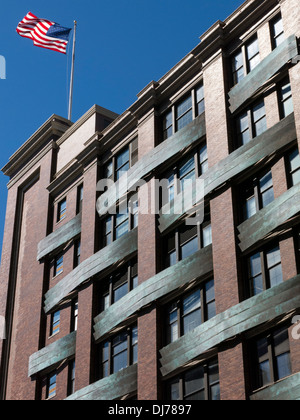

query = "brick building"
[1, 0, 300, 400]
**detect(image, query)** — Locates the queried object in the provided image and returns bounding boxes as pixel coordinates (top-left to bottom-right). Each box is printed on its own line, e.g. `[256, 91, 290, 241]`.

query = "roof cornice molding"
[2, 115, 71, 178]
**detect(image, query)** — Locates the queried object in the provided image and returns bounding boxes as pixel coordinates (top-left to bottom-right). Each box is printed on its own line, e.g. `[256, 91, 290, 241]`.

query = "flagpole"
[68, 20, 77, 121]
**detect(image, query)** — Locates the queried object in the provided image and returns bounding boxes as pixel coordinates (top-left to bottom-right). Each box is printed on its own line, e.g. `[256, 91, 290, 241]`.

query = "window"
[67, 360, 76, 396]
[57, 198, 67, 223]
[71, 298, 78, 332]
[236, 100, 267, 147]
[161, 144, 208, 207]
[271, 15, 285, 49]
[102, 204, 138, 248]
[167, 359, 220, 400]
[247, 244, 283, 297]
[74, 239, 81, 268]
[164, 212, 211, 268]
[241, 170, 274, 221]
[166, 279, 216, 344]
[50, 311, 60, 336]
[278, 78, 293, 119]
[100, 259, 138, 312]
[54, 254, 63, 277]
[76, 184, 83, 214]
[287, 147, 300, 187]
[232, 36, 260, 86]
[104, 138, 138, 182]
[176, 94, 193, 132]
[251, 325, 291, 392]
[162, 83, 205, 141]
[46, 373, 57, 399]
[100, 325, 138, 379]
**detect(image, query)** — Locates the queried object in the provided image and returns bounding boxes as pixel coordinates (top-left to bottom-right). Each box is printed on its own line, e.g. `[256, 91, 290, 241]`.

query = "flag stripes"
[17, 12, 71, 54]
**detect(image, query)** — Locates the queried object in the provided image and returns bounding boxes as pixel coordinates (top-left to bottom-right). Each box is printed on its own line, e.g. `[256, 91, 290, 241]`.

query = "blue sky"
[0, 0, 243, 259]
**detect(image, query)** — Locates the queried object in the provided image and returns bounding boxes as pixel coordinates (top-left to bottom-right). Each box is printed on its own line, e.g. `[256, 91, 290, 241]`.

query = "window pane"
[259, 360, 272, 388]
[250, 253, 262, 277]
[169, 380, 180, 400]
[290, 148, 300, 172]
[273, 17, 284, 37]
[269, 264, 283, 288]
[232, 50, 244, 84]
[247, 38, 260, 71]
[276, 353, 292, 381]
[184, 366, 204, 397]
[113, 350, 128, 373]
[176, 95, 193, 131]
[199, 145, 208, 174]
[177, 95, 192, 119]
[244, 196, 257, 220]
[210, 384, 221, 401]
[183, 308, 202, 334]
[115, 220, 129, 239]
[237, 112, 251, 145]
[181, 237, 198, 260]
[116, 148, 129, 171]
[163, 110, 173, 140]
[203, 224, 212, 247]
[266, 246, 281, 268]
[196, 85, 205, 115]
[114, 282, 128, 303]
[253, 102, 267, 136]
[251, 274, 264, 296]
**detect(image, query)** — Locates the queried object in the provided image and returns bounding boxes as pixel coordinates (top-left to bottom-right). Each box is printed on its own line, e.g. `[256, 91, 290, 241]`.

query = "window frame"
[250, 324, 291, 392]
[161, 83, 205, 141]
[231, 35, 260, 86]
[46, 372, 57, 399]
[270, 14, 285, 50]
[99, 258, 138, 313]
[166, 359, 220, 401]
[236, 99, 267, 148]
[50, 311, 60, 337]
[73, 238, 81, 268]
[161, 143, 208, 208]
[163, 209, 211, 269]
[165, 279, 216, 345]
[246, 243, 283, 297]
[99, 324, 138, 380]
[76, 184, 83, 214]
[67, 359, 76, 396]
[240, 169, 275, 222]
[57, 198, 67, 223]
[102, 203, 138, 248]
[103, 138, 138, 183]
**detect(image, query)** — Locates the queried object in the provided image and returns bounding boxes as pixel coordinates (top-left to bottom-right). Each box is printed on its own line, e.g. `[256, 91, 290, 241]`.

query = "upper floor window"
[104, 138, 138, 182]
[57, 198, 67, 223]
[247, 244, 283, 297]
[287, 146, 300, 187]
[161, 143, 208, 207]
[50, 311, 60, 336]
[162, 83, 205, 141]
[236, 100, 267, 147]
[100, 258, 138, 312]
[167, 359, 220, 400]
[164, 211, 212, 269]
[240, 170, 274, 221]
[76, 184, 83, 214]
[46, 372, 57, 399]
[71, 298, 78, 332]
[67, 360, 76, 396]
[100, 325, 138, 379]
[232, 36, 260, 86]
[250, 325, 291, 392]
[270, 15, 285, 49]
[165, 279, 216, 345]
[278, 78, 293, 119]
[103, 202, 138, 248]
[54, 254, 64, 277]
[73, 239, 81, 268]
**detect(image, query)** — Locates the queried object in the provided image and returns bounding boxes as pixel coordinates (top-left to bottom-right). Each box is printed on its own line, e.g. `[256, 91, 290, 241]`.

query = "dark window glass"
[54, 254, 63, 277]
[252, 326, 291, 392]
[278, 79, 293, 119]
[67, 360, 76, 396]
[47, 373, 57, 399]
[163, 110, 173, 140]
[176, 95, 193, 132]
[50, 311, 60, 336]
[167, 360, 220, 401]
[287, 147, 300, 187]
[76, 184, 83, 214]
[166, 279, 216, 344]
[100, 325, 137, 379]
[241, 170, 274, 221]
[271, 15, 285, 49]
[247, 245, 283, 297]
[57, 198, 67, 222]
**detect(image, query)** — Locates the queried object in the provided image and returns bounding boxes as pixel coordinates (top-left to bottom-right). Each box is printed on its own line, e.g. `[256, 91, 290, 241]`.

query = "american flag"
[16, 12, 72, 54]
